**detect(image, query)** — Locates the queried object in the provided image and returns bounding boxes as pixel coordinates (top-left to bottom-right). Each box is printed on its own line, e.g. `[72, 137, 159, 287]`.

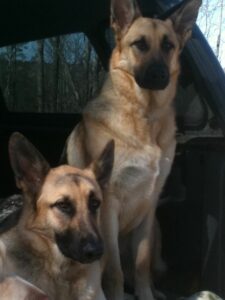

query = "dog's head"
[9, 132, 114, 264]
[111, 0, 202, 90]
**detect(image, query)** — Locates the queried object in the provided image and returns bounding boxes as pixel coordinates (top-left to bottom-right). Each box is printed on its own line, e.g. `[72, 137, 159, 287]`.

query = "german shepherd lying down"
[0, 132, 114, 300]
[0, 275, 48, 300]
[64, 0, 202, 299]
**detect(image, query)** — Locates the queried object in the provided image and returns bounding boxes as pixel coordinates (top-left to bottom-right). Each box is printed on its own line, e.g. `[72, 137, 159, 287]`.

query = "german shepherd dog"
[64, 0, 202, 299]
[0, 132, 114, 300]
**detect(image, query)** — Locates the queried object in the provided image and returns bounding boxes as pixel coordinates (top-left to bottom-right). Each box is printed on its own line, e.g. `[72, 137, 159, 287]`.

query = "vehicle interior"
[1, 0, 225, 299]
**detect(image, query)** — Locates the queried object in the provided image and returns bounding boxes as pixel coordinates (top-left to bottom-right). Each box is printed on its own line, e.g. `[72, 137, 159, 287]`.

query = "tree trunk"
[52, 37, 60, 112]
[216, 0, 224, 59]
[37, 40, 45, 112]
[5, 45, 17, 111]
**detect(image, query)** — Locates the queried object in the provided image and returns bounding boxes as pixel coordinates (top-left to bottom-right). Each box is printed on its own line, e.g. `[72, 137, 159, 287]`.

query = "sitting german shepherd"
[0, 132, 114, 300]
[64, 0, 202, 299]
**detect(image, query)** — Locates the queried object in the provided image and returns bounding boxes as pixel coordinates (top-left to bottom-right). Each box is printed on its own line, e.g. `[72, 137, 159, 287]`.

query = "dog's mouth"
[134, 62, 170, 90]
[55, 232, 104, 264]
[76, 242, 104, 264]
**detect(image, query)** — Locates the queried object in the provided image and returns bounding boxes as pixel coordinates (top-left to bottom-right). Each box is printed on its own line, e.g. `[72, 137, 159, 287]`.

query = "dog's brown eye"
[88, 192, 101, 213]
[132, 38, 149, 52]
[161, 37, 174, 53]
[53, 198, 75, 217]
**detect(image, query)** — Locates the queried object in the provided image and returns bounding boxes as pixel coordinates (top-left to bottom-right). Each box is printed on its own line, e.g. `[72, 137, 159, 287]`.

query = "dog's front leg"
[132, 209, 156, 300]
[102, 204, 124, 300]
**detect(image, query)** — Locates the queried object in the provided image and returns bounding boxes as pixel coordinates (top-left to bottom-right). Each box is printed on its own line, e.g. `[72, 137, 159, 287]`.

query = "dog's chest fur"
[113, 145, 161, 233]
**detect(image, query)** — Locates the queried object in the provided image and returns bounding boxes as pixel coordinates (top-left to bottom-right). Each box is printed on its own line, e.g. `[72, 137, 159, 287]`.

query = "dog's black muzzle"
[135, 62, 170, 90]
[55, 231, 104, 264]
[79, 236, 104, 263]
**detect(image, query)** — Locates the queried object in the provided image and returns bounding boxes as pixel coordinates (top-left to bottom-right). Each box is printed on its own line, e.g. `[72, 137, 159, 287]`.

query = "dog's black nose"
[147, 63, 169, 86]
[135, 62, 169, 90]
[81, 238, 104, 263]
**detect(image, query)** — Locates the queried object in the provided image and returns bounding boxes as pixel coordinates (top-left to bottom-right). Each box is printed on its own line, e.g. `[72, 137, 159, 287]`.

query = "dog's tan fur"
[65, 0, 202, 299]
[0, 133, 114, 300]
[0, 276, 48, 300]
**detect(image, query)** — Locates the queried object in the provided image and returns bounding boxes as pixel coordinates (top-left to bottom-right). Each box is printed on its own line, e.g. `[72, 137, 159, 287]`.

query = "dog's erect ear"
[9, 132, 50, 197]
[91, 140, 115, 190]
[168, 0, 202, 48]
[111, 0, 141, 38]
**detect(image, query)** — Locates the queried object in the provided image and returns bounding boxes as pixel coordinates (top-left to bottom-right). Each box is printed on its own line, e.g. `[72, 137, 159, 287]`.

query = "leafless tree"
[198, 0, 225, 66]
[0, 33, 105, 113]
